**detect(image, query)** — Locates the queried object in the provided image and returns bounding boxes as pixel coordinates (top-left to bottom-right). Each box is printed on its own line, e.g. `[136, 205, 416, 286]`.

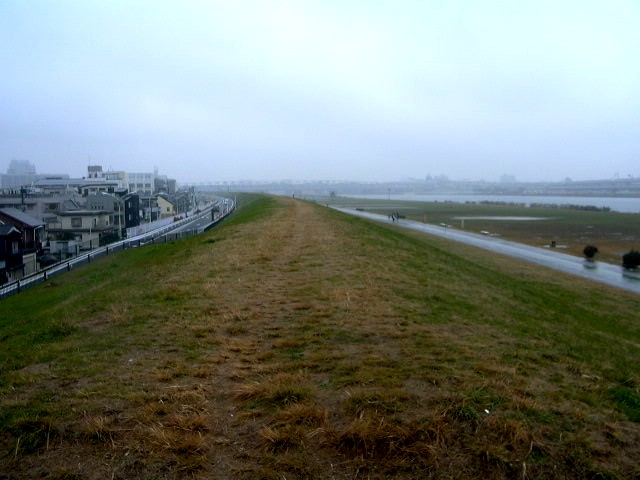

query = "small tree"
[583, 245, 598, 260]
[622, 250, 640, 270]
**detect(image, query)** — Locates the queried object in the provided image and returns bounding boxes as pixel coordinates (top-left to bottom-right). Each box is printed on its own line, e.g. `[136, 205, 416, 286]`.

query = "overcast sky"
[1, 1, 639, 183]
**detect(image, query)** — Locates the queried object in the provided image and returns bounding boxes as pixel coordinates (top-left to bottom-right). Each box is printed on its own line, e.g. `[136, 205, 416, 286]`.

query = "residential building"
[156, 195, 176, 218]
[86, 193, 124, 237]
[86, 165, 177, 196]
[154, 175, 177, 194]
[48, 210, 115, 249]
[0, 208, 45, 275]
[0, 224, 23, 284]
[87, 165, 104, 179]
[85, 191, 140, 237]
[29, 177, 120, 197]
[0, 208, 46, 251]
[87, 166, 130, 190]
[0, 192, 81, 225]
[105, 170, 128, 188]
[156, 192, 192, 218]
[128, 172, 155, 195]
[138, 195, 160, 222]
[79, 179, 121, 197]
[174, 192, 191, 215]
[122, 193, 140, 229]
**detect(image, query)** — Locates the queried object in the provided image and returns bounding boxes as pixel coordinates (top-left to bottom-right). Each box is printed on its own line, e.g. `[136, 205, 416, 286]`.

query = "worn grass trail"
[1, 194, 640, 479]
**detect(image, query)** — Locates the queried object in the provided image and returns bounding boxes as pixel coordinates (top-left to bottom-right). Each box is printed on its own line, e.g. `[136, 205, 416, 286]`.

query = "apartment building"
[127, 172, 155, 195]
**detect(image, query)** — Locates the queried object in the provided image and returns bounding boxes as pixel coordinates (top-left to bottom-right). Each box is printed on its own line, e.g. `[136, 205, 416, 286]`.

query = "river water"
[348, 194, 640, 213]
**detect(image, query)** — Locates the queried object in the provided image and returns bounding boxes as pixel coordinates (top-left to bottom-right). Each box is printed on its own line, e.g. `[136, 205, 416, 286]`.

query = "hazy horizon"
[2, 1, 639, 184]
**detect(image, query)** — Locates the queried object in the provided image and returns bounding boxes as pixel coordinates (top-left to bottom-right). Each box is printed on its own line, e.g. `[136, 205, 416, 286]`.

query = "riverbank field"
[1, 194, 640, 479]
[326, 196, 640, 265]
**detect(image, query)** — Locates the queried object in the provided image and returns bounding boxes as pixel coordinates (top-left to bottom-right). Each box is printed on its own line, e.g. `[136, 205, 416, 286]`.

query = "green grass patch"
[610, 385, 640, 422]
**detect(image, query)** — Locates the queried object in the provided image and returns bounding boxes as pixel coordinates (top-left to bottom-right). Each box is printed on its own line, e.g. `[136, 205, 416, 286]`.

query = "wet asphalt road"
[171, 214, 213, 233]
[334, 207, 640, 295]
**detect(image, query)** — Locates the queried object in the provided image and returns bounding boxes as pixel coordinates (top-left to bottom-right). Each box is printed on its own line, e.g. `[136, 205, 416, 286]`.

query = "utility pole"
[20, 186, 27, 211]
[117, 200, 122, 239]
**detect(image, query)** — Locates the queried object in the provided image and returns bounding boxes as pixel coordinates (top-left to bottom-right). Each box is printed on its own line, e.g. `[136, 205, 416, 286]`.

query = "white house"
[49, 210, 115, 249]
[156, 195, 176, 218]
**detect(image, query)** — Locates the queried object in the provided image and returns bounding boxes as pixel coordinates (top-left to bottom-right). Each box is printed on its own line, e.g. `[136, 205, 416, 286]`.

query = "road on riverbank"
[334, 207, 640, 295]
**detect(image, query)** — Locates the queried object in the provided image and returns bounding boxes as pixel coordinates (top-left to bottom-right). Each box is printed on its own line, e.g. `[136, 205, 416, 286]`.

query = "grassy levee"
[1, 193, 639, 479]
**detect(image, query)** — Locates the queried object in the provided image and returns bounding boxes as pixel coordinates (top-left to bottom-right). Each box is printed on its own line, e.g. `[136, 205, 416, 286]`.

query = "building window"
[12, 241, 19, 254]
[71, 217, 82, 228]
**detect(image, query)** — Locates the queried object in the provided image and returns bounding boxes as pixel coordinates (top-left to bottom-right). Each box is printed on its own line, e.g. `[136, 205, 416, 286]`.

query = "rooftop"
[0, 208, 45, 227]
[0, 224, 21, 236]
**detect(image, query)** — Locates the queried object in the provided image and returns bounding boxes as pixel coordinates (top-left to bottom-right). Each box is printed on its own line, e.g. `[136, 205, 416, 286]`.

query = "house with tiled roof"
[0, 224, 23, 284]
[0, 208, 45, 276]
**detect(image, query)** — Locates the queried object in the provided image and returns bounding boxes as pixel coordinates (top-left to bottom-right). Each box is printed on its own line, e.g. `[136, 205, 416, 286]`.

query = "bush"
[622, 250, 640, 270]
[583, 245, 598, 259]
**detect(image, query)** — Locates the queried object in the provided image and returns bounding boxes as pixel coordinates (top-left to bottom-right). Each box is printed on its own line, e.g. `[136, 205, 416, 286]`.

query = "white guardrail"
[0, 198, 235, 299]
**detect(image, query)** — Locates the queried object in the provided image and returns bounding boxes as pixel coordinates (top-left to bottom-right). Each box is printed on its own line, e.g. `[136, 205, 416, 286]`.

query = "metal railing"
[0, 199, 234, 299]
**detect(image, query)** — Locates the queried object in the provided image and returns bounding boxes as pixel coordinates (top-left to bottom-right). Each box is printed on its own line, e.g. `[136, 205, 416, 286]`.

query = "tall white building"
[1, 160, 69, 190]
[87, 166, 156, 195]
[7, 159, 36, 175]
[127, 172, 155, 195]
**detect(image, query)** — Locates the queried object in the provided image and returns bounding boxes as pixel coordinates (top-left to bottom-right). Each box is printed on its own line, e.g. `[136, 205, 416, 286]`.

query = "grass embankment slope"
[1, 194, 640, 479]
[327, 196, 640, 265]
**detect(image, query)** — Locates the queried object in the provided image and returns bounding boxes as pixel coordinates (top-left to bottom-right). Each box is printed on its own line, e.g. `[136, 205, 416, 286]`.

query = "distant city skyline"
[3, 157, 638, 186]
[1, 1, 639, 184]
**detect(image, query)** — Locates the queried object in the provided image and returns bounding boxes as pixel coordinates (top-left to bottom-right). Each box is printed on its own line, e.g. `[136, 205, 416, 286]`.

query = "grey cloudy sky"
[1, 1, 639, 183]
